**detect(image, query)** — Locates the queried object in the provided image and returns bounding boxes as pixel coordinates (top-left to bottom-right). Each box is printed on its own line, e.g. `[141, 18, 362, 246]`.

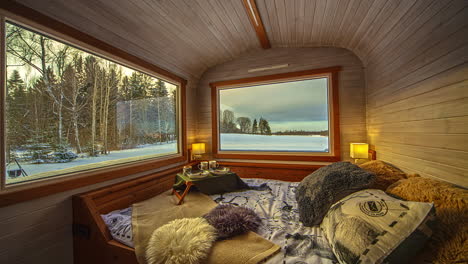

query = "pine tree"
[252, 119, 258, 134]
[6, 70, 28, 158]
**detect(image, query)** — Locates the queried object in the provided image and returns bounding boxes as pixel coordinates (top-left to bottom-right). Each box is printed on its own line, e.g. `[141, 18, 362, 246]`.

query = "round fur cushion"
[203, 204, 262, 239]
[386, 176, 468, 264]
[359, 160, 407, 190]
[146, 217, 216, 264]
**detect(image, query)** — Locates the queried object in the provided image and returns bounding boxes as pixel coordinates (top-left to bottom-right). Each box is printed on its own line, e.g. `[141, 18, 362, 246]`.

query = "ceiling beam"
[242, 0, 271, 49]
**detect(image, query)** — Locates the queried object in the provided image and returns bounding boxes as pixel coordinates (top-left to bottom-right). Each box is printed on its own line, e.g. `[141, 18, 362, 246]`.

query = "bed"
[100, 178, 336, 264]
[72, 159, 466, 264]
[72, 161, 322, 264]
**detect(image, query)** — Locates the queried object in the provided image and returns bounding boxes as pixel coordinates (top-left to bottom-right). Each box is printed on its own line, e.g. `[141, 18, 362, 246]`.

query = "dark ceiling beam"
[242, 0, 271, 49]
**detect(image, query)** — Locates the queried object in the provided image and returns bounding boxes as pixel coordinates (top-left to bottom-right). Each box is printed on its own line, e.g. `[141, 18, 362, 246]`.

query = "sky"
[219, 78, 329, 132]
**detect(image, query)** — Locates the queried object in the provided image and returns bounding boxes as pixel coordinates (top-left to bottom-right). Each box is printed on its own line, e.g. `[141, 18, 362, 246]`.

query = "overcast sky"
[220, 78, 329, 132]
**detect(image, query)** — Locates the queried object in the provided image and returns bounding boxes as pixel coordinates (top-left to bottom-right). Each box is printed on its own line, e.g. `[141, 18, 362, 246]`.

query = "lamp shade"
[350, 143, 369, 159]
[192, 143, 206, 155]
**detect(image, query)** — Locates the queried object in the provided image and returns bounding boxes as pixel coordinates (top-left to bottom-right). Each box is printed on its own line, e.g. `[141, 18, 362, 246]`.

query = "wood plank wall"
[196, 47, 367, 162]
[365, 2, 468, 187]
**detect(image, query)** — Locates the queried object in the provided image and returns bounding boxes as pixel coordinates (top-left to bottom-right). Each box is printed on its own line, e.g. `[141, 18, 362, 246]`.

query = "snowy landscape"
[5, 22, 179, 184]
[6, 143, 177, 182]
[220, 133, 329, 152]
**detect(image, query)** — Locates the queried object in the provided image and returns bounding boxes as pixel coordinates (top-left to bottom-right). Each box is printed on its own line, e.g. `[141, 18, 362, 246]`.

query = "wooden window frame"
[210, 66, 341, 162]
[0, 2, 187, 207]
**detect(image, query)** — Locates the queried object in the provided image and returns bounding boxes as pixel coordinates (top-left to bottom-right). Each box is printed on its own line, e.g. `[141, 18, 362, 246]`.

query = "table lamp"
[191, 143, 206, 160]
[350, 143, 369, 163]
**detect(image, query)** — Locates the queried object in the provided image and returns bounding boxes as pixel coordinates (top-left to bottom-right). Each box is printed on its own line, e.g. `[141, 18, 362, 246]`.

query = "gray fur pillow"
[296, 162, 376, 226]
[203, 204, 262, 239]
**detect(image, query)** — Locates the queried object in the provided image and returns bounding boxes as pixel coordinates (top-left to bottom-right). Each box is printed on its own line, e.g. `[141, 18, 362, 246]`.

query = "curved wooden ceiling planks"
[9, 0, 466, 81]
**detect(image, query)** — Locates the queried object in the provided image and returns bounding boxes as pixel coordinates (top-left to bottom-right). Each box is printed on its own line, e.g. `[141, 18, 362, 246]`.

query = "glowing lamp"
[350, 143, 369, 163]
[191, 143, 206, 160]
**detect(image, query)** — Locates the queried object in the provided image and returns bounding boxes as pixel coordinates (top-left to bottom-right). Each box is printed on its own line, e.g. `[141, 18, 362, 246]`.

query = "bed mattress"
[101, 178, 336, 264]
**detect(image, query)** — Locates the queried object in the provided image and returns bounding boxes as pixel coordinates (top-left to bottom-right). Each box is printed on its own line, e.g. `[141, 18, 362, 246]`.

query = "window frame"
[210, 66, 341, 162]
[0, 4, 187, 206]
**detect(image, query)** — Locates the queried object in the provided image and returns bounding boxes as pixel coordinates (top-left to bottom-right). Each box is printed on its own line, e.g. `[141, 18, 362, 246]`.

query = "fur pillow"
[296, 162, 376, 226]
[386, 176, 468, 264]
[146, 217, 216, 264]
[359, 160, 407, 190]
[203, 204, 262, 239]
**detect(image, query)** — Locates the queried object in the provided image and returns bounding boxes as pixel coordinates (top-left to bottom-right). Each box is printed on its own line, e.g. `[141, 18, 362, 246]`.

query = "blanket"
[132, 190, 280, 264]
[211, 178, 337, 264]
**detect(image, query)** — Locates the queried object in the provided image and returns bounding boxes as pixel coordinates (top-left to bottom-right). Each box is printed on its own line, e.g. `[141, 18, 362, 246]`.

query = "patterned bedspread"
[102, 178, 337, 263]
[210, 178, 337, 264]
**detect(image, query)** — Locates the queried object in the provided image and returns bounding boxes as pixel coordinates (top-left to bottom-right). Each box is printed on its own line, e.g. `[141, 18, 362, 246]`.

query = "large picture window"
[211, 67, 340, 162]
[3, 21, 182, 185]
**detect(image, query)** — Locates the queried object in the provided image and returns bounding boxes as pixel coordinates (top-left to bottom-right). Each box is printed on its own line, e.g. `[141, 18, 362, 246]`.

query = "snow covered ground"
[7, 143, 177, 179]
[220, 133, 329, 152]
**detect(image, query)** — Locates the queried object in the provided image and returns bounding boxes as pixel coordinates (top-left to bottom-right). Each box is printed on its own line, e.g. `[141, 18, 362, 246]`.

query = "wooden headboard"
[72, 166, 182, 264]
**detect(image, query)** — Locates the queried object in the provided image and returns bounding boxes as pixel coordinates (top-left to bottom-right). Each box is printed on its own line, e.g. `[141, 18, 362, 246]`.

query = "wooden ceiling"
[11, 0, 465, 81]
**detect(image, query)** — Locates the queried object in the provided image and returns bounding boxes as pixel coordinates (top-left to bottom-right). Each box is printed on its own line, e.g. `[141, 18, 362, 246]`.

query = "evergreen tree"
[6, 70, 28, 158]
[252, 119, 258, 134]
[258, 117, 272, 135]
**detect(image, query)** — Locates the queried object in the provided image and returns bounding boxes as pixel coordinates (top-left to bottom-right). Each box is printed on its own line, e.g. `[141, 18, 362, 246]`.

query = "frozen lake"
[7, 143, 177, 181]
[220, 133, 329, 152]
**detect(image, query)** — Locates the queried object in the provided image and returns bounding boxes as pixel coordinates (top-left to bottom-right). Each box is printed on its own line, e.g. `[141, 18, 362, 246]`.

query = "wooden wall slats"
[367, 11, 468, 92]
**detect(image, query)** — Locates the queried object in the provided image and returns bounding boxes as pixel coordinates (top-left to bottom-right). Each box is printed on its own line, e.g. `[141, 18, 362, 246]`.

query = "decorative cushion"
[386, 176, 468, 263]
[321, 189, 436, 264]
[203, 204, 262, 239]
[101, 207, 133, 247]
[146, 217, 216, 264]
[296, 162, 376, 226]
[359, 160, 407, 190]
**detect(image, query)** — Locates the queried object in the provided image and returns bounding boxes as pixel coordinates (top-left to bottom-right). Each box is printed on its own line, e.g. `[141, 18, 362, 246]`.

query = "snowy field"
[220, 133, 329, 152]
[7, 143, 177, 180]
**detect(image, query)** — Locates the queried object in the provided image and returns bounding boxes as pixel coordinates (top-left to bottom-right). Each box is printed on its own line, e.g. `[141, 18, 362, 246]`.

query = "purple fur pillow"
[203, 204, 262, 239]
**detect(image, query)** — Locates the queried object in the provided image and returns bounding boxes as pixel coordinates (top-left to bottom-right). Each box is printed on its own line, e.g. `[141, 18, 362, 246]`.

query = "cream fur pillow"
[146, 217, 217, 264]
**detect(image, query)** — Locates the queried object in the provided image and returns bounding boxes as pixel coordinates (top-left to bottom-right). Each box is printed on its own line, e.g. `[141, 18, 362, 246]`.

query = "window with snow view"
[4, 21, 181, 185]
[211, 68, 340, 161]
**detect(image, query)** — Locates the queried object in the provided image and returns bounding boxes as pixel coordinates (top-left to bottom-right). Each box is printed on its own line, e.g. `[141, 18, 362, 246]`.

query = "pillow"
[203, 204, 262, 239]
[386, 176, 467, 263]
[359, 160, 407, 190]
[101, 207, 133, 248]
[296, 162, 376, 226]
[146, 217, 216, 264]
[321, 189, 436, 264]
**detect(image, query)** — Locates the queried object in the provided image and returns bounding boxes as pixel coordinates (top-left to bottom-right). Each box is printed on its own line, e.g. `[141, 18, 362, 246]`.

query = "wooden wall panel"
[196, 47, 367, 163]
[365, 3, 468, 187]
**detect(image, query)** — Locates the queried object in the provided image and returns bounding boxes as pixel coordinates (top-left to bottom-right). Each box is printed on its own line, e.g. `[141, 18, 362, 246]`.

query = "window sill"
[0, 155, 186, 207]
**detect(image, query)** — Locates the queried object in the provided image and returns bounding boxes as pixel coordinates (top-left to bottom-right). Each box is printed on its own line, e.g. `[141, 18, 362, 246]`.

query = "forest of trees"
[5, 22, 177, 164]
[220, 109, 328, 136]
[220, 109, 272, 135]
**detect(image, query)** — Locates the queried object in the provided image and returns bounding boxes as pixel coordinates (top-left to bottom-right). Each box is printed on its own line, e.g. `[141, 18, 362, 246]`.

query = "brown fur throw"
[359, 160, 407, 190]
[386, 176, 468, 264]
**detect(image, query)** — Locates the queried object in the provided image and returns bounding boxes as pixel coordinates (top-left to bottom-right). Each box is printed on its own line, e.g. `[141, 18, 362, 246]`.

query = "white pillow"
[321, 189, 435, 264]
[101, 207, 134, 248]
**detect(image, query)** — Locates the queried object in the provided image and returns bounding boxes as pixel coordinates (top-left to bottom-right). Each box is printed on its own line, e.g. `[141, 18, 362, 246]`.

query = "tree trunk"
[157, 98, 161, 144]
[91, 73, 98, 156]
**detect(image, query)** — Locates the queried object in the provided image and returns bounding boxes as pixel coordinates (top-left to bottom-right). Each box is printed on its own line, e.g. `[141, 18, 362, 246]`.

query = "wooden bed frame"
[72, 166, 182, 264]
[72, 155, 377, 263]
